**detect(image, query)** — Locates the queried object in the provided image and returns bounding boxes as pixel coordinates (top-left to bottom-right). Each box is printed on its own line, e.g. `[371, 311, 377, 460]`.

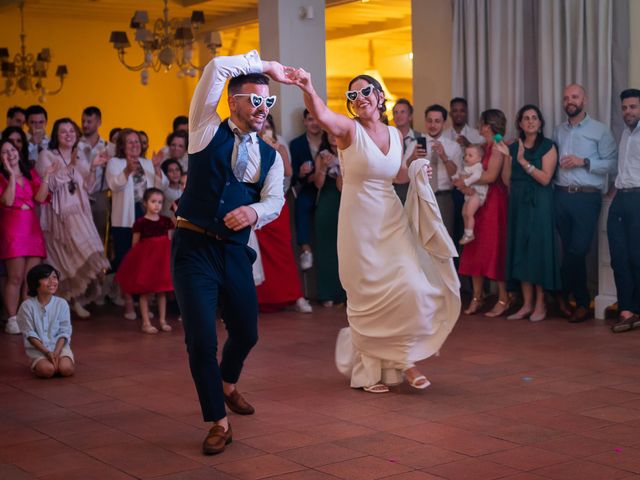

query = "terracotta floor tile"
[482, 445, 573, 471]
[581, 424, 640, 447]
[242, 430, 324, 453]
[589, 448, 640, 474]
[279, 442, 366, 467]
[533, 460, 630, 480]
[215, 454, 305, 480]
[316, 455, 413, 479]
[424, 457, 518, 480]
[86, 441, 202, 479]
[2, 305, 640, 478]
[533, 434, 621, 457]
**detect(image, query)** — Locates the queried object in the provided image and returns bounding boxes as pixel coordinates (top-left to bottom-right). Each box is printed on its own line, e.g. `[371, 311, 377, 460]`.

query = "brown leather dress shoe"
[611, 314, 640, 333]
[568, 306, 591, 323]
[202, 424, 232, 455]
[224, 389, 255, 415]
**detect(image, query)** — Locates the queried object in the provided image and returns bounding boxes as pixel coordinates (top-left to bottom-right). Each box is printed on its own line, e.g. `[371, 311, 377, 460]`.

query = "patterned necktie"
[234, 133, 251, 181]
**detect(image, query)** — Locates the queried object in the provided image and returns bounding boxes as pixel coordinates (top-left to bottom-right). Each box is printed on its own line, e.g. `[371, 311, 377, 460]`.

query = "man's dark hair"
[166, 130, 188, 148]
[25, 105, 48, 121]
[450, 97, 468, 108]
[425, 104, 448, 122]
[303, 108, 310, 119]
[228, 73, 270, 95]
[620, 89, 640, 101]
[172, 115, 188, 131]
[109, 127, 122, 143]
[27, 264, 60, 297]
[82, 106, 102, 119]
[7, 106, 25, 119]
[394, 98, 414, 115]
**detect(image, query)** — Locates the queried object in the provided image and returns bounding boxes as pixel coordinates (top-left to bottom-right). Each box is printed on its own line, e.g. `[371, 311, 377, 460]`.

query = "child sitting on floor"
[17, 264, 75, 378]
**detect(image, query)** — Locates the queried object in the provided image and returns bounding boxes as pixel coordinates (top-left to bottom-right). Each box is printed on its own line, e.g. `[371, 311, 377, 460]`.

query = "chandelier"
[109, 0, 222, 85]
[0, 1, 68, 101]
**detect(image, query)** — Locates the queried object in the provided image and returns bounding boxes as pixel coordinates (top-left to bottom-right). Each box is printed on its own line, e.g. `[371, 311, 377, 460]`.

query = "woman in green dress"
[314, 132, 346, 307]
[500, 104, 560, 322]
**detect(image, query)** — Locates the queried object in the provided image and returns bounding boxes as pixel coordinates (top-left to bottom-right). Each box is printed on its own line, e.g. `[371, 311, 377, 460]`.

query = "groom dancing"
[172, 51, 290, 454]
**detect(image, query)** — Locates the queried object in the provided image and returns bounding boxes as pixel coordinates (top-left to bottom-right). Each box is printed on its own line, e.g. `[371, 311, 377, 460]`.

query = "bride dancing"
[287, 67, 460, 393]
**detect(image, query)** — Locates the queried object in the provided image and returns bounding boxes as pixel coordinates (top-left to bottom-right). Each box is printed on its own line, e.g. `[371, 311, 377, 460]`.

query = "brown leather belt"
[176, 219, 225, 241]
[556, 185, 601, 193]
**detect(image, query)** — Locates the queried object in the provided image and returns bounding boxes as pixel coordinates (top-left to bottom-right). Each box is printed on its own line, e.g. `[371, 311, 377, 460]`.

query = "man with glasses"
[172, 50, 290, 455]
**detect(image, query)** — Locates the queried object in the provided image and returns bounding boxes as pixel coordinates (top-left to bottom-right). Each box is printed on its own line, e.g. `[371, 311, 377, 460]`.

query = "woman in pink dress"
[0, 138, 49, 334]
[455, 109, 510, 317]
[36, 118, 110, 318]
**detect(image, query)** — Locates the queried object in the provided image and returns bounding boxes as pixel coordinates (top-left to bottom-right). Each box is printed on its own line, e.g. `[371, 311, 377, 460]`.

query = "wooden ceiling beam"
[326, 15, 411, 41]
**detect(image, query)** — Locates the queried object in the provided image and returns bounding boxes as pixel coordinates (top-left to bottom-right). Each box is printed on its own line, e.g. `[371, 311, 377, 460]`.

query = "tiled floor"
[2, 302, 640, 479]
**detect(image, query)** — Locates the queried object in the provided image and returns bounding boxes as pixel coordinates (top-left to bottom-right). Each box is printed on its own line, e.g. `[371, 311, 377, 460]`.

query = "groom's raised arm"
[188, 50, 263, 155]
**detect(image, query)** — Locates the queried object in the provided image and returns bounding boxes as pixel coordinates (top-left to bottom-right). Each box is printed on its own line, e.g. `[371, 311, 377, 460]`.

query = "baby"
[454, 144, 489, 245]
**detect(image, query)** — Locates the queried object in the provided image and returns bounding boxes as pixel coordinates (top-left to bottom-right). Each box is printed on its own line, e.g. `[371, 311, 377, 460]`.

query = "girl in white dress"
[287, 68, 460, 393]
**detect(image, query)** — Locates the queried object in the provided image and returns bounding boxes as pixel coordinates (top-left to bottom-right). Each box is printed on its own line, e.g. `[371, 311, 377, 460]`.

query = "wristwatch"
[583, 158, 591, 170]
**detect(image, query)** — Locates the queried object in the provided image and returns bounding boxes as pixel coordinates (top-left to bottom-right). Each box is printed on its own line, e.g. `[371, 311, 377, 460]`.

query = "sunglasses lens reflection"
[346, 91, 358, 101]
[250, 94, 263, 108]
[361, 86, 372, 97]
[265, 96, 276, 108]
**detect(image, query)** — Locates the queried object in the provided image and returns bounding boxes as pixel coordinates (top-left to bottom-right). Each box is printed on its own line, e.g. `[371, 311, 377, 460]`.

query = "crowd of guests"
[1, 81, 639, 377]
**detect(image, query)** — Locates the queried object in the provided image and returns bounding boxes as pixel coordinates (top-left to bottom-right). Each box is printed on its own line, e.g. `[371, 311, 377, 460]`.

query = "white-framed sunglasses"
[233, 93, 277, 109]
[345, 84, 376, 102]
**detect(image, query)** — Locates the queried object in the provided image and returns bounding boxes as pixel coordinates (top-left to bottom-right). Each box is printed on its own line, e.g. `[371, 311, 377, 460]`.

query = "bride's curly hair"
[346, 74, 387, 123]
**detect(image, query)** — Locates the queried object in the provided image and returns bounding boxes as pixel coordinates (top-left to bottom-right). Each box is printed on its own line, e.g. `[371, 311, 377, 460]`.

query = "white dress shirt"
[187, 50, 284, 230]
[106, 157, 168, 228]
[442, 125, 485, 145]
[426, 134, 463, 191]
[76, 136, 108, 194]
[615, 123, 640, 189]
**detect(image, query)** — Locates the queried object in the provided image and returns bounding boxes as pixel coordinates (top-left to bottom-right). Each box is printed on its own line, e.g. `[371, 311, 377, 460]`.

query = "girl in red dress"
[455, 110, 510, 317]
[116, 188, 174, 333]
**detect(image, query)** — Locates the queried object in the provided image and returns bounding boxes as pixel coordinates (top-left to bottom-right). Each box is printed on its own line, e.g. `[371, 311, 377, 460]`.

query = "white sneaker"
[5, 316, 20, 335]
[295, 297, 313, 313]
[72, 302, 91, 319]
[124, 311, 137, 320]
[300, 251, 313, 270]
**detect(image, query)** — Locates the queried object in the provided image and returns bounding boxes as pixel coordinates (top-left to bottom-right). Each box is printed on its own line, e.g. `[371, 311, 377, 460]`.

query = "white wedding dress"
[335, 121, 460, 388]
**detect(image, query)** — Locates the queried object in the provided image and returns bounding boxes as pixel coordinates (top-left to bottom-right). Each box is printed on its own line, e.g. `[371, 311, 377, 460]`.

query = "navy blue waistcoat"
[176, 120, 276, 245]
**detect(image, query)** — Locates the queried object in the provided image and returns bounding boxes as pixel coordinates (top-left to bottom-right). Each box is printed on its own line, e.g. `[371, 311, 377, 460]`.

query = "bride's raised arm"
[286, 67, 355, 150]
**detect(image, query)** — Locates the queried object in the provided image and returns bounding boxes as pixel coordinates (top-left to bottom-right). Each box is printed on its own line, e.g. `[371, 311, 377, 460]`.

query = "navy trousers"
[607, 191, 640, 313]
[554, 190, 602, 308]
[171, 228, 258, 422]
[294, 189, 315, 246]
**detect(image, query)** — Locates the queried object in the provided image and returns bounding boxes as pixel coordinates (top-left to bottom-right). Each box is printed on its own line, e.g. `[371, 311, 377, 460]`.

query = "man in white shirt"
[420, 104, 463, 238]
[172, 50, 289, 455]
[25, 105, 50, 163]
[76, 106, 110, 241]
[608, 88, 640, 333]
[443, 97, 485, 148]
[392, 98, 423, 203]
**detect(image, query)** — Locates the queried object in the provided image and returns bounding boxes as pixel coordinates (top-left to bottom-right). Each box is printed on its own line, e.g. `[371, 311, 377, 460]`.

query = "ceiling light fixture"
[109, 0, 222, 85]
[0, 1, 68, 101]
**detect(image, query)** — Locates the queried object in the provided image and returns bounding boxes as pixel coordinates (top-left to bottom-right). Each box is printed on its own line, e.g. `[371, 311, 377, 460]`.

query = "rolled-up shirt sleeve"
[17, 302, 39, 342]
[55, 301, 72, 345]
[250, 151, 285, 229]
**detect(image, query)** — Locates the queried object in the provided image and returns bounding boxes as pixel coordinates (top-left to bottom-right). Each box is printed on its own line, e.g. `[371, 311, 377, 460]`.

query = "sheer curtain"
[452, 0, 628, 137]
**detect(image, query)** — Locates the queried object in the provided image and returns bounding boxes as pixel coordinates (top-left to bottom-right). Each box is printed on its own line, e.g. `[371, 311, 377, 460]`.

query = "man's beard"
[565, 103, 584, 118]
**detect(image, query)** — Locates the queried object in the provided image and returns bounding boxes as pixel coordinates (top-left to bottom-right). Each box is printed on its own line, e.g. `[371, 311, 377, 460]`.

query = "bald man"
[553, 84, 617, 324]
